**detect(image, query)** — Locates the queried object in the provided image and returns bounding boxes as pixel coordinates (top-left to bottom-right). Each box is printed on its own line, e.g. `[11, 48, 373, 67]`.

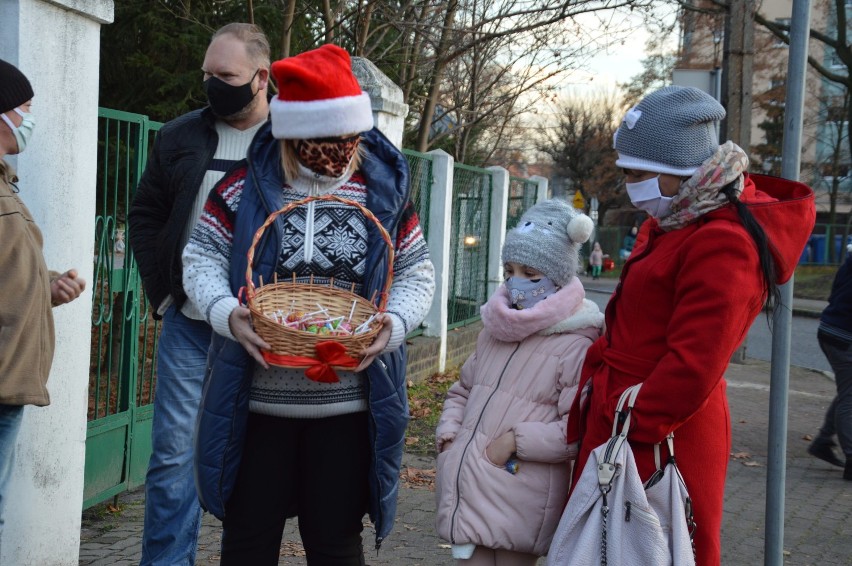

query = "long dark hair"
[721, 181, 780, 314]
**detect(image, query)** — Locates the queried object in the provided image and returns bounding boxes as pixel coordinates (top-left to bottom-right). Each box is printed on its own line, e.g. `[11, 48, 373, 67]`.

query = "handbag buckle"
[598, 462, 618, 490]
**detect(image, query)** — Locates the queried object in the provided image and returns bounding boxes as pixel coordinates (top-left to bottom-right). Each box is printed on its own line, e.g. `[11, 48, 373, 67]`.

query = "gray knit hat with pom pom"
[614, 85, 726, 176]
[501, 198, 594, 287]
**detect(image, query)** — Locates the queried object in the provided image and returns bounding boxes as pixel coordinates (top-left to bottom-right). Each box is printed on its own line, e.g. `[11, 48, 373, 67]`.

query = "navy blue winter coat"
[820, 253, 852, 338]
[193, 124, 411, 549]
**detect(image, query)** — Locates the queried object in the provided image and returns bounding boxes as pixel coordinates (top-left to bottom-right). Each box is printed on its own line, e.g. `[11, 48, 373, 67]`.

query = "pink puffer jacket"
[435, 281, 603, 556]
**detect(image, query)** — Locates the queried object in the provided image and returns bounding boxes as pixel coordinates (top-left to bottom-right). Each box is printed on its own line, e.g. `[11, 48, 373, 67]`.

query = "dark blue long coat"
[193, 124, 411, 549]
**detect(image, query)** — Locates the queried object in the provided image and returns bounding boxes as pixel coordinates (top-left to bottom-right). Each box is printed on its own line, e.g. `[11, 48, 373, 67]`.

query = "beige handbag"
[547, 384, 696, 566]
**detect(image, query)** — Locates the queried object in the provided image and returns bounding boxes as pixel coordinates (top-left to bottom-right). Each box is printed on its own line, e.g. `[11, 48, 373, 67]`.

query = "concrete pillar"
[531, 174, 549, 203]
[421, 150, 453, 372]
[0, 1, 111, 564]
[351, 57, 409, 149]
[486, 166, 510, 298]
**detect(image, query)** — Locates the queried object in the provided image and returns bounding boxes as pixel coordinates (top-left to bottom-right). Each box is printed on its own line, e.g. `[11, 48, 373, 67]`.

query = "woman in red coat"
[567, 86, 815, 565]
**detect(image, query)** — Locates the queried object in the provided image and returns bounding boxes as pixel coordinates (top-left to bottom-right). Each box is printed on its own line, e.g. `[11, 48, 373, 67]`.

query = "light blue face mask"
[505, 276, 559, 310]
[625, 175, 674, 219]
[1, 107, 35, 153]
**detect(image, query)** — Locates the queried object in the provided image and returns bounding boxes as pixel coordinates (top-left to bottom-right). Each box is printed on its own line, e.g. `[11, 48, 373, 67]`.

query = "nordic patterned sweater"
[183, 162, 435, 418]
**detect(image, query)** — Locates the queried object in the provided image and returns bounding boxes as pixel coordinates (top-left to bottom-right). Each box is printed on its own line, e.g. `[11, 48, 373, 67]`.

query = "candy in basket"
[243, 195, 394, 382]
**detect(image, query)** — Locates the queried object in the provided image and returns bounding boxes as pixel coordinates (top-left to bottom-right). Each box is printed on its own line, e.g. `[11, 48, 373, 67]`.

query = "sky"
[554, 8, 680, 98]
[570, 27, 653, 93]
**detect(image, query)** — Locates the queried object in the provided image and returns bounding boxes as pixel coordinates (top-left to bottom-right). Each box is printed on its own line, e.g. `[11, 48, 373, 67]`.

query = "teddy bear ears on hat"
[518, 198, 594, 245]
[269, 44, 374, 140]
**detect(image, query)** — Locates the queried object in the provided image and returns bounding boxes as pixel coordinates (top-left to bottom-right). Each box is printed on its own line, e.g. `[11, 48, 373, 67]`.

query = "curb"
[791, 307, 823, 319]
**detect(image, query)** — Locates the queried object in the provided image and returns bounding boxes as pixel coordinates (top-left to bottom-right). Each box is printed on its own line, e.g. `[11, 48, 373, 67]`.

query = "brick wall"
[404, 335, 442, 384]
[404, 321, 483, 384]
[446, 322, 482, 370]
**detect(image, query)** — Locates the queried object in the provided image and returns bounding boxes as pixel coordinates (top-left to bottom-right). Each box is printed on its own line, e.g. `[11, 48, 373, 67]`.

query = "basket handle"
[245, 194, 395, 310]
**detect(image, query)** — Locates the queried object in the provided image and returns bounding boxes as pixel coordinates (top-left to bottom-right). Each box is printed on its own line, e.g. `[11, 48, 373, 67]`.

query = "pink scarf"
[480, 277, 585, 342]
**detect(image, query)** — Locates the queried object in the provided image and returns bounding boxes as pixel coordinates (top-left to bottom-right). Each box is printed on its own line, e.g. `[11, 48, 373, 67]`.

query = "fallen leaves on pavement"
[731, 450, 764, 467]
[400, 466, 436, 490]
[280, 541, 306, 557]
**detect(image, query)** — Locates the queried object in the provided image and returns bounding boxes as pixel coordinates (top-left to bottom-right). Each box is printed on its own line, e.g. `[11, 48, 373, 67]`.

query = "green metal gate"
[84, 108, 162, 509]
[507, 176, 538, 230]
[448, 163, 492, 328]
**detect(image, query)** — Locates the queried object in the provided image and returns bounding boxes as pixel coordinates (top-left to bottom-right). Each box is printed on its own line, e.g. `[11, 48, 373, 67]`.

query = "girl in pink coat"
[435, 199, 604, 565]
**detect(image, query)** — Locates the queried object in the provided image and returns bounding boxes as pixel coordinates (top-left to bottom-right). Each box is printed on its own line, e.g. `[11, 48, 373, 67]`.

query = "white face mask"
[1, 107, 35, 153]
[505, 276, 559, 310]
[625, 175, 674, 219]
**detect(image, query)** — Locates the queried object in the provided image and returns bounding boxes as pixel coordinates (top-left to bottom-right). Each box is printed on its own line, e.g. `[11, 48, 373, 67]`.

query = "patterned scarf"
[658, 141, 749, 231]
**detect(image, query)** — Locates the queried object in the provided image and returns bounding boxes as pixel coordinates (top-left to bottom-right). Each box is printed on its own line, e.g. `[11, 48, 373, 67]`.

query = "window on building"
[827, 97, 848, 123]
[773, 18, 791, 47]
[819, 162, 851, 181]
[829, 50, 845, 69]
[768, 78, 786, 106]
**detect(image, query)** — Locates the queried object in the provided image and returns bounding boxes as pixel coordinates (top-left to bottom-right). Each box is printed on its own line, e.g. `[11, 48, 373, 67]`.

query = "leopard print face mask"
[296, 135, 361, 178]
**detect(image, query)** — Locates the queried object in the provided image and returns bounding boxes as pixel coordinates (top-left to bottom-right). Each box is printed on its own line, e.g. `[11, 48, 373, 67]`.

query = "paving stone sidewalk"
[79, 359, 852, 565]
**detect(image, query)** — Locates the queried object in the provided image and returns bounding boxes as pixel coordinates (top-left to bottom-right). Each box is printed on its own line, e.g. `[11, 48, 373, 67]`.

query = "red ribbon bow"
[261, 340, 360, 383]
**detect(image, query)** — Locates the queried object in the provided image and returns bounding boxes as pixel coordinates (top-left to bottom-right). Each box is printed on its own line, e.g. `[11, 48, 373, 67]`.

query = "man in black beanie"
[0, 58, 85, 553]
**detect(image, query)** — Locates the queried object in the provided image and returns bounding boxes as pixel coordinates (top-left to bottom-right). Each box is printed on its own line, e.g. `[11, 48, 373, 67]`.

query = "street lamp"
[463, 235, 479, 248]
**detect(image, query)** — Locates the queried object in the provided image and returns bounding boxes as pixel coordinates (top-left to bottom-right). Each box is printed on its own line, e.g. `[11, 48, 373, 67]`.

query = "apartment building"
[677, 0, 851, 240]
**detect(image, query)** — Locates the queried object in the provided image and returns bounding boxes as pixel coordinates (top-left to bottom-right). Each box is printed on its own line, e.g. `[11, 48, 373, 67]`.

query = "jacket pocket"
[482, 445, 512, 471]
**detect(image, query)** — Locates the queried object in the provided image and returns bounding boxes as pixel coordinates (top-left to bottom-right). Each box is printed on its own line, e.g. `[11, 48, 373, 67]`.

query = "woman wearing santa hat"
[182, 44, 435, 564]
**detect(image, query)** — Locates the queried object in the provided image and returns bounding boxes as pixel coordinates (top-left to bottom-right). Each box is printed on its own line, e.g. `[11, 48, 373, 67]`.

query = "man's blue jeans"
[0, 404, 24, 554]
[141, 306, 211, 566]
[815, 331, 852, 460]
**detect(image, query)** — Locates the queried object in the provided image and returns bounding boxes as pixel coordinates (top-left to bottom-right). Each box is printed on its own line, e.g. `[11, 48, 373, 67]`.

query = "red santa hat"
[270, 44, 373, 140]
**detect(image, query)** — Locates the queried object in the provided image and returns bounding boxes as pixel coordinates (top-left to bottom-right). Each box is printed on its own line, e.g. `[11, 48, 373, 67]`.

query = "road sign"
[572, 190, 585, 210]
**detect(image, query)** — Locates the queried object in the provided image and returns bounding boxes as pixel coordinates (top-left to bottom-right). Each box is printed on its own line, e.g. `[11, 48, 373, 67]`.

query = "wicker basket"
[244, 195, 394, 375]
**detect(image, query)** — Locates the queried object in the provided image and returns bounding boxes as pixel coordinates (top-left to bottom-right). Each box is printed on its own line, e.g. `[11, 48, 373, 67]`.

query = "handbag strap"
[653, 433, 676, 470]
[598, 384, 642, 489]
[611, 383, 642, 437]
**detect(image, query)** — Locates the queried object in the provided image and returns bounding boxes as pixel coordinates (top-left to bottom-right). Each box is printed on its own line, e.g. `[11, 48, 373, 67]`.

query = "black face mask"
[203, 69, 258, 117]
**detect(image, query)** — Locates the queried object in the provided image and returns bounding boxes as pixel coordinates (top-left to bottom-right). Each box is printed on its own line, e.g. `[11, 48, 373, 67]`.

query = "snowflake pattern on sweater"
[183, 165, 435, 418]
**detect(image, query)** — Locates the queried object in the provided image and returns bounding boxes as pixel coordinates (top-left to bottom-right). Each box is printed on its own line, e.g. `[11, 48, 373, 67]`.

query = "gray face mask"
[505, 276, 559, 310]
[1, 107, 35, 153]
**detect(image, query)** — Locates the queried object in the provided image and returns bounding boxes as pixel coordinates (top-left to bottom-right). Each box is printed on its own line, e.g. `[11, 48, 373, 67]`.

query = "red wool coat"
[568, 174, 815, 565]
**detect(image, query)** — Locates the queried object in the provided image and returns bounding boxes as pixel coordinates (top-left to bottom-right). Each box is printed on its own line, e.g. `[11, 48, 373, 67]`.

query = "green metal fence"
[403, 149, 432, 241]
[802, 223, 852, 264]
[448, 163, 492, 329]
[507, 176, 538, 229]
[402, 150, 434, 338]
[85, 108, 162, 509]
[589, 226, 630, 270]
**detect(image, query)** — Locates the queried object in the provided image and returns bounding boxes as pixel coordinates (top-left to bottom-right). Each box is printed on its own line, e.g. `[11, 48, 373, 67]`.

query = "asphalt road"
[583, 287, 831, 373]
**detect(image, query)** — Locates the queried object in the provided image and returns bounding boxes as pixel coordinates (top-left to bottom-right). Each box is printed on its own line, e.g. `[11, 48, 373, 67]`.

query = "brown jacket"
[0, 160, 54, 406]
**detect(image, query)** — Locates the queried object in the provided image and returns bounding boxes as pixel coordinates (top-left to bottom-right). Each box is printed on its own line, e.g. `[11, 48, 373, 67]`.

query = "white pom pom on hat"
[568, 214, 594, 244]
